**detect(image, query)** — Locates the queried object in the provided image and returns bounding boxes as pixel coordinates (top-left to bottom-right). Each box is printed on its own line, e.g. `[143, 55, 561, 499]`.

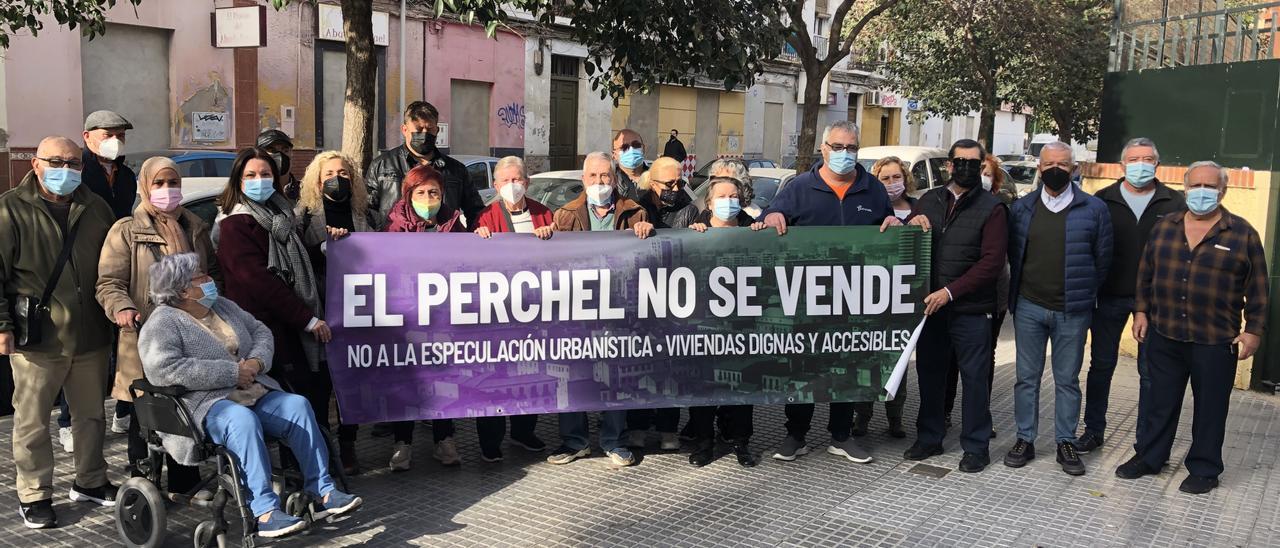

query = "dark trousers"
[476, 415, 539, 452]
[853, 385, 906, 423]
[391, 419, 454, 445]
[1136, 331, 1237, 478]
[688, 405, 753, 446]
[784, 402, 856, 442]
[626, 408, 681, 434]
[916, 310, 993, 456]
[125, 408, 200, 493]
[1085, 296, 1149, 441]
[945, 311, 1003, 417]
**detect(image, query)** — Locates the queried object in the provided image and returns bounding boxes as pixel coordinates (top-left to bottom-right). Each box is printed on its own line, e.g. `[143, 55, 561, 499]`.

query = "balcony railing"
[1109, 1, 1280, 71]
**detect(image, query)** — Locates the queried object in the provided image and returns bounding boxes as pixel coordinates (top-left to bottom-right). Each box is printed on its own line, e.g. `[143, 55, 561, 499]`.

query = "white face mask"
[586, 183, 613, 206]
[499, 181, 527, 206]
[98, 137, 123, 161]
[981, 174, 993, 191]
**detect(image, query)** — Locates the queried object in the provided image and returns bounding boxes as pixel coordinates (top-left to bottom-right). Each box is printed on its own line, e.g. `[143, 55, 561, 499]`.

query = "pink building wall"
[423, 23, 525, 151]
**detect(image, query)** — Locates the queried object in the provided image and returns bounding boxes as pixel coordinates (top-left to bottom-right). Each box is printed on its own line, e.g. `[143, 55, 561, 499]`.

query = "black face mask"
[323, 176, 352, 202]
[1041, 167, 1072, 193]
[409, 131, 437, 157]
[950, 158, 983, 189]
[659, 186, 691, 209]
[270, 152, 291, 177]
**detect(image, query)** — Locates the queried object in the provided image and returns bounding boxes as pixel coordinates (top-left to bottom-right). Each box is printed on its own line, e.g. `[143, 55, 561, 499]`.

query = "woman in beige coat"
[96, 156, 221, 489]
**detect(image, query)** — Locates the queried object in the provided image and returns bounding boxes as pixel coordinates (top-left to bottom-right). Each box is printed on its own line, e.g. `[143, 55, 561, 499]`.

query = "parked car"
[1003, 160, 1039, 187]
[997, 154, 1033, 163]
[856, 146, 950, 197]
[523, 170, 586, 212]
[455, 155, 502, 203]
[689, 158, 779, 188]
[125, 150, 238, 180]
[178, 178, 229, 228]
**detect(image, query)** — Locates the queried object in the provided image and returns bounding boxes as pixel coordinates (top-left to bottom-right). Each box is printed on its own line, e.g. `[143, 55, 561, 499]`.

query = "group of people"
[0, 101, 1267, 538]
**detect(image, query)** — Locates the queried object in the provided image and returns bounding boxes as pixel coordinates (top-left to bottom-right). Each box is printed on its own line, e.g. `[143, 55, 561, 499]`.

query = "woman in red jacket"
[214, 147, 333, 426]
[471, 157, 554, 462]
[381, 165, 465, 471]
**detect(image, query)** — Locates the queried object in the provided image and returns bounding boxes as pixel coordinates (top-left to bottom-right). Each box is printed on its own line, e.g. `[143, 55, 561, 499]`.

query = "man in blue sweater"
[760, 120, 903, 465]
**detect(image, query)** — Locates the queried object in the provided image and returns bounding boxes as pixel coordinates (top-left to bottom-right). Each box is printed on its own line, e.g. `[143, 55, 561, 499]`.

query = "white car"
[856, 146, 950, 197]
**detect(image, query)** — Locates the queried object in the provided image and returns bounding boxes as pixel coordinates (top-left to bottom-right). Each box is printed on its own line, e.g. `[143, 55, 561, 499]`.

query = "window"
[910, 161, 929, 188]
[184, 198, 220, 228]
[176, 160, 204, 178]
[209, 157, 235, 177]
[929, 158, 950, 187]
[467, 162, 491, 191]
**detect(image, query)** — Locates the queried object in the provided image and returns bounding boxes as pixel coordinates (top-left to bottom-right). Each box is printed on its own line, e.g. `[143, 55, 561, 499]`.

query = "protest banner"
[325, 226, 930, 423]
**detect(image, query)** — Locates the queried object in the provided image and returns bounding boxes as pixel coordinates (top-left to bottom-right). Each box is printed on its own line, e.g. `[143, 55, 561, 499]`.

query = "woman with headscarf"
[96, 156, 221, 491]
[381, 164, 466, 471]
[293, 150, 374, 474]
[213, 147, 333, 433]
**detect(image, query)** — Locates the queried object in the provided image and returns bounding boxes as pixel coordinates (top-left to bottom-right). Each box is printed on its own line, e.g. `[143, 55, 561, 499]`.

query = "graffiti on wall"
[498, 102, 526, 129]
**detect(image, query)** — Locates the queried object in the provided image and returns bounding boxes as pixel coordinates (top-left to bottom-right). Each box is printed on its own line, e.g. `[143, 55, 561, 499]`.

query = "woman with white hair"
[137, 253, 362, 539]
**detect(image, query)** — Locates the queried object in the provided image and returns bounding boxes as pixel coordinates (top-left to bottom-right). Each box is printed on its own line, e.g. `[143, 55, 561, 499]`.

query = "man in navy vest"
[759, 120, 899, 466]
[903, 139, 1008, 473]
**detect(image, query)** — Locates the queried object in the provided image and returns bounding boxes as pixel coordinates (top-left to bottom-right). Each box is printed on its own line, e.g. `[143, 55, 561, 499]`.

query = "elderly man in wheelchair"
[122, 253, 361, 543]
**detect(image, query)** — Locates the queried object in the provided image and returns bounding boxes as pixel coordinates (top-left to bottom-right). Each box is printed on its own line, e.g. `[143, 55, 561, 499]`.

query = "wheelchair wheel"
[284, 491, 309, 518]
[193, 519, 228, 548]
[114, 477, 167, 548]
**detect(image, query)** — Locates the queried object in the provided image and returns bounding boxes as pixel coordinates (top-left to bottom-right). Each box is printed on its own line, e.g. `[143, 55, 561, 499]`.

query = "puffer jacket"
[96, 205, 221, 401]
[0, 172, 114, 356]
[364, 145, 484, 230]
[137, 299, 280, 466]
[1008, 184, 1114, 314]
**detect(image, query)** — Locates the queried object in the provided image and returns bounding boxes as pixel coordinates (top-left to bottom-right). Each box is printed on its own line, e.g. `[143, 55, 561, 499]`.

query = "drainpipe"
[399, 0, 407, 116]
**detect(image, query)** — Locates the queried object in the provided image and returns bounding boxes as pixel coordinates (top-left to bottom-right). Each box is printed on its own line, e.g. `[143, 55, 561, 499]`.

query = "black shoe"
[1056, 442, 1086, 476]
[1115, 454, 1160, 479]
[18, 499, 56, 529]
[989, 429, 997, 439]
[678, 422, 696, 442]
[771, 435, 810, 461]
[887, 417, 906, 438]
[480, 444, 504, 463]
[70, 481, 118, 507]
[510, 434, 547, 452]
[958, 452, 990, 473]
[1075, 432, 1103, 454]
[689, 444, 715, 467]
[1003, 439, 1035, 468]
[903, 441, 944, 461]
[734, 443, 757, 467]
[1179, 475, 1219, 494]
[851, 415, 870, 437]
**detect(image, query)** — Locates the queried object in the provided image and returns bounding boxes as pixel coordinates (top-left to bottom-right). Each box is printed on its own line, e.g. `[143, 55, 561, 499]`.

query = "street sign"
[211, 6, 266, 48]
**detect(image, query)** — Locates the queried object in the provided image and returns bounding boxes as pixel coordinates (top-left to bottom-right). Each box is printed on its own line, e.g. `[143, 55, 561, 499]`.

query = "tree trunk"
[1052, 110, 1074, 148]
[795, 64, 828, 173]
[342, 0, 377, 173]
[978, 88, 998, 151]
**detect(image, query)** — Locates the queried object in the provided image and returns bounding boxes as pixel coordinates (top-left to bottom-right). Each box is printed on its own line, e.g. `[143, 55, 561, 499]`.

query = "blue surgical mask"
[620, 148, 645, 170]
[243, 177, 275, 203]
[196, 281, 219, 308]
[1125, 162, 1156, 188]
[41, 167, 83, 196]
[1185, 187, 1221, 215]
[827, 150, 857, 175]
[712, 198, 741, 221]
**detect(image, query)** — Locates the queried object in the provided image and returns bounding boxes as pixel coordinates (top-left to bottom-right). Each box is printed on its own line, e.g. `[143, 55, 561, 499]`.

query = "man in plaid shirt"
[1117, 161, 1268, 495]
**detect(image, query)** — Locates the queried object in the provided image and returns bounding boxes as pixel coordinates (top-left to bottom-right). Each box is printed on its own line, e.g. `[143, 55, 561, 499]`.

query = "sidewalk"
[0, 324, 1277, 547]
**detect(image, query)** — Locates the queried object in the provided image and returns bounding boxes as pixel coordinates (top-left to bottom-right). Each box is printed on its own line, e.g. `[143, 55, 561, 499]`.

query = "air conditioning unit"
[865, 91, 883, 107]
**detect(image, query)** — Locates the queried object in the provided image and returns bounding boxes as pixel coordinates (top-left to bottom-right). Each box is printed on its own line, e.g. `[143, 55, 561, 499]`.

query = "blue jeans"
[1084, 296, 1149, 441]
[557, 410, 627, 452]
[1013, 297, 1091, 444]
[204, 391, 336, 518]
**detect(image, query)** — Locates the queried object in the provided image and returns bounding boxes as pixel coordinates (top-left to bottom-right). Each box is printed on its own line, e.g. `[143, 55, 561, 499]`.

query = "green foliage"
[0, 0, 142, 48]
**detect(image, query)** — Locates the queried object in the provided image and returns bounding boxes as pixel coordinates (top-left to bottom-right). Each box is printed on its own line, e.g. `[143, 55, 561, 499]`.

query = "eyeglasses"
[825, 142, 859, 153]
[37, 157, 83, 170]
[616, 141, 644, 153]
[651, 178, 681, 188]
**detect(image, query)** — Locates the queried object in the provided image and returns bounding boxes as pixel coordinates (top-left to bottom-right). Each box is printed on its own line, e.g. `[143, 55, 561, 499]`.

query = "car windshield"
[1005, 165, 1038, 184]
[529, 178, 584, 211]
[857, 159, 878, 172]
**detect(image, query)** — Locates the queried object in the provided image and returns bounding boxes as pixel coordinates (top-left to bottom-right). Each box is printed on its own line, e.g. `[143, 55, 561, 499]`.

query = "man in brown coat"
[0, 136, 116, 529]
[546, 152, 653, 468]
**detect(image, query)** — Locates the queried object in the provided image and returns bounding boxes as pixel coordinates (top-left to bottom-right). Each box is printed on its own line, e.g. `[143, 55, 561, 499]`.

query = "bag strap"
[39, 217, 82, 307]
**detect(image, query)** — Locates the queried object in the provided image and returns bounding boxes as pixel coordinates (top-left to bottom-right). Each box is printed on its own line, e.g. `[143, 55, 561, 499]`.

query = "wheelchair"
[114, 378, 350, 548]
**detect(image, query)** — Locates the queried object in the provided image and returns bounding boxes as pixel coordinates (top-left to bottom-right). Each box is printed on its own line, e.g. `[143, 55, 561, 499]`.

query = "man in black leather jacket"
[365, 101, 485, 229]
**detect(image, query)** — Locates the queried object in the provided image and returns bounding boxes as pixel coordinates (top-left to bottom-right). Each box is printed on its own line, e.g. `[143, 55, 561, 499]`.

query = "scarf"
[240, 193, 324, 372]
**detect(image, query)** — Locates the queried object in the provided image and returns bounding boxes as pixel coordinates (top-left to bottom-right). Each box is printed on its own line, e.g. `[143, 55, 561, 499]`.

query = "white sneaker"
[389, 442, 412, 471]
[660, 432, 681, 451]
[59, 427, 73, 453]
[111, 414, 130, 435]
[433, 437, 460, 466]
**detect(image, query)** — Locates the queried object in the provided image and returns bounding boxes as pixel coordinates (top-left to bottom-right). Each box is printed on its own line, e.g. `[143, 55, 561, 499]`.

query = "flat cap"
[84, 110, 133, 131]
